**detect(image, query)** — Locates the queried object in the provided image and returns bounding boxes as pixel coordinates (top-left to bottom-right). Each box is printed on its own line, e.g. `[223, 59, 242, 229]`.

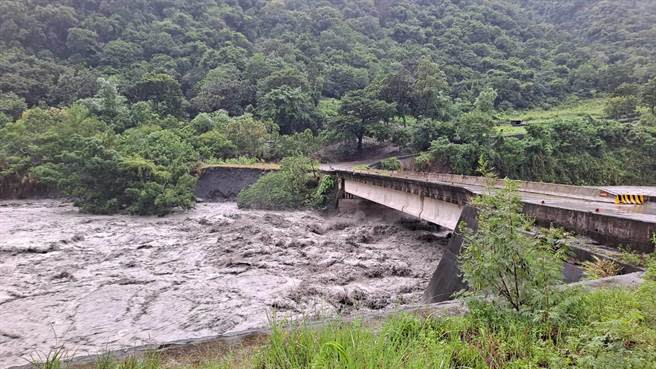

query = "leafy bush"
[378, 157, 402, 171]
[237, 156, 319, 210]
[604, 96, 639, 119]
[272, 129, 323, 158]
[460, 179, 567, 312]
[1, 106, 199, 215]
[311, 175, 337, 209]
[35, 132, 197, 216]
[196, 129, 236, 159]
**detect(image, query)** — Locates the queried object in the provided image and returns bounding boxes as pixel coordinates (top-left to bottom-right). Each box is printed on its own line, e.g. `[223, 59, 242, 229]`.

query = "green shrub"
[460, 179, 567, 312]
[237, 156, 319, 210]
[273, 129, 323, 158]
[35, 134, 197, 216]
[378, 157, 402, 171]
[311, 175, 337, 208]
[197, 129, 236, 159]
[604, 96, 638, 119]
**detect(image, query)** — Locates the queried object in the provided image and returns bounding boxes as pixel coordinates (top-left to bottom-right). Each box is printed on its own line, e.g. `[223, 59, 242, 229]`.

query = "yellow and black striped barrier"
[614, 194, 647, 205]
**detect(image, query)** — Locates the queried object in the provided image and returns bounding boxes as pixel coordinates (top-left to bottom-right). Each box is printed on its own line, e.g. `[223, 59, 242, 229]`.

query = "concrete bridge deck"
[326, 168, 656, 252]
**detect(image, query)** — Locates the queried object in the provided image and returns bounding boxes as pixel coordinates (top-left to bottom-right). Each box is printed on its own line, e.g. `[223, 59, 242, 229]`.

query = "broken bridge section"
[331, 169, 656, 303]
[333, 169, 656, 252]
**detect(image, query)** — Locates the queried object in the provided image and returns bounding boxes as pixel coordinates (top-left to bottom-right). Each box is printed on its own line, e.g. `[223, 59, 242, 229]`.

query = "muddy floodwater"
[0, 199, 446, 367]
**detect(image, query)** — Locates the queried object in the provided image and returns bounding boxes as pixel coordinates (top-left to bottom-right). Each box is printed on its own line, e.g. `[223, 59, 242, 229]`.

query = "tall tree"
[380, 67, 414, 124]
[257, 86, 317, 134]
[127, 74, 185, 118]
[333, 88, 396, 152]
[641, 77, 656, 114]
[475, 87, 498, 113]
[413, 57, 451, 120]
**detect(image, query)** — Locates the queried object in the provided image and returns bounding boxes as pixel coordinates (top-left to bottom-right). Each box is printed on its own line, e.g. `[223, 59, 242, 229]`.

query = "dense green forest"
[1, 0, 656, 214]
[4, 0, 656, 113]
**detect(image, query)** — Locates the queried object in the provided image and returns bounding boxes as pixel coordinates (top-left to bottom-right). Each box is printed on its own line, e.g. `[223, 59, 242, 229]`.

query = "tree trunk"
[357, 134, 363, 152]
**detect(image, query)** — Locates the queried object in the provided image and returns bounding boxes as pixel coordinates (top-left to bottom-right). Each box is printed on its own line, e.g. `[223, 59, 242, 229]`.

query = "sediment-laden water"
[0, 200, 446, 367]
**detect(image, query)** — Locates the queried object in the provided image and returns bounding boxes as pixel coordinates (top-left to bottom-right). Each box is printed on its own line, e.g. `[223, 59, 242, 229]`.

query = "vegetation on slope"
[1, 0, 638, 115]
[414, 102, 656, 185]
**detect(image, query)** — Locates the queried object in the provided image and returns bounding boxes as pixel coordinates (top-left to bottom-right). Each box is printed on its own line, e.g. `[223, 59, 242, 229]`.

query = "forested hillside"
[1, 0, 643, 115]
[1, 0, 656, 214]
[522, 0, 656, 87]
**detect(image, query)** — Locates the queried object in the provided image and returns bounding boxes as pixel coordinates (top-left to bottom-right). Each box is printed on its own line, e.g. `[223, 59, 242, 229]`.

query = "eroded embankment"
[0, 200, 446, 367]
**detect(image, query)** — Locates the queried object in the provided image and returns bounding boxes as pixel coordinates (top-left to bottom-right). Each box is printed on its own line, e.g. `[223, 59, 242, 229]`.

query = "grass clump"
[352, 164, 371, 171]
[237, 156, 322, 210]
[582, 256, 622, 279]
[27, 346, 67, 369]
[500, 98, 607, 124]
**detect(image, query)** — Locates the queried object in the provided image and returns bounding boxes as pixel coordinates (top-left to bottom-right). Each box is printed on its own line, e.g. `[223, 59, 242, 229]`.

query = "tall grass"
[500, 98, 607, 124]
[27, 346, 67, 369]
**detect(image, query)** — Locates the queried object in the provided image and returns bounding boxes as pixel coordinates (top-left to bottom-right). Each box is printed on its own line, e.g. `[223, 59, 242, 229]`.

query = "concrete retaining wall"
[0, 176, 55, 199]
[524, 202, 656, 253]
[195, 166, 275, 201]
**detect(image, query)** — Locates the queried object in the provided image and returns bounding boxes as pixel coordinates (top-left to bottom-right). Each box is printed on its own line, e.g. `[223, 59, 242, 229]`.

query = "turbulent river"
[0, 199, 446, 367]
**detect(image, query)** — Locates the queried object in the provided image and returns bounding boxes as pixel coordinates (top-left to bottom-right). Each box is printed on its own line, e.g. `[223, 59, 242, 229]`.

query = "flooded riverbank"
[0, 200, 446, 367]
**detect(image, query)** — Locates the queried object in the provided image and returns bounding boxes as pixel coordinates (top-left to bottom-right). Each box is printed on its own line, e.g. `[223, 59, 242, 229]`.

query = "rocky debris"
[59, 233, 85, 244]
[3, 242, 59, 255]
[263, 214, 289, 228]
[416, 232, 447, 243]
[327, 221, 353, 231]
[306, 223, 325, 235]
[346, 230, 376, 244]
[398, 219, 441, 232]
[51, 271, 75, 281]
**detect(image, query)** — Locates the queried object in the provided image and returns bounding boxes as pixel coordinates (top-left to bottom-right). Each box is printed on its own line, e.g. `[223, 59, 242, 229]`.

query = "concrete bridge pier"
[423, 205, 477, 303]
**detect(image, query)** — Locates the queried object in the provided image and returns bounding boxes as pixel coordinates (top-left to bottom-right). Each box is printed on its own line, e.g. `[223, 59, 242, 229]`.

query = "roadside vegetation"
[237, 156, 335, 210]
[378, 157, 402, 171]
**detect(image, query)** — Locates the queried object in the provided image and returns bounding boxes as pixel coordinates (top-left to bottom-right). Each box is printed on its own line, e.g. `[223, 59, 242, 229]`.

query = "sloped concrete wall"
[196, 167, 274, 201]
[423, 205, 477, 303]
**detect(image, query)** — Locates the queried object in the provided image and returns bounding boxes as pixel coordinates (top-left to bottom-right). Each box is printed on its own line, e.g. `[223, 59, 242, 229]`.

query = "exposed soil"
[0, 200, 446, 368]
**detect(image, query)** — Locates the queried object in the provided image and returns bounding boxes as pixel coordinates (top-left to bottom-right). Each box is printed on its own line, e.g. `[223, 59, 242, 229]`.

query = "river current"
[0, 200, 445, 367]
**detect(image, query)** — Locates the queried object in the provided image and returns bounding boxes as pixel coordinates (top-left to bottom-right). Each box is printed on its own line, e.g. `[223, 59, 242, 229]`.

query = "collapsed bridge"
[327, 169, 656, 302]
[329, 169, 656, 251]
